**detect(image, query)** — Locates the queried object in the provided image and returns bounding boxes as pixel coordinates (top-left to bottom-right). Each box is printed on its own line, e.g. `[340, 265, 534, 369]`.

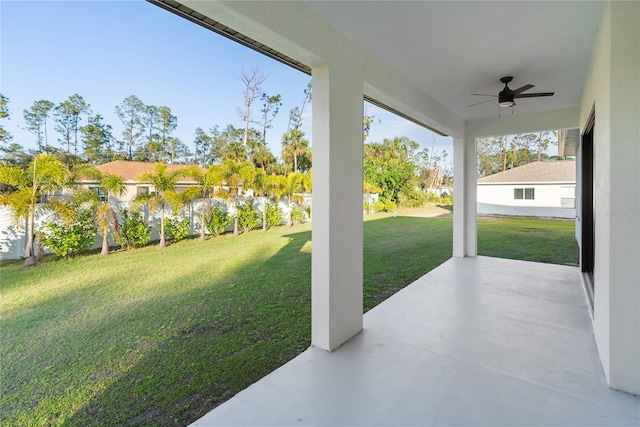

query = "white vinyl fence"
[0, 197, 292, 260]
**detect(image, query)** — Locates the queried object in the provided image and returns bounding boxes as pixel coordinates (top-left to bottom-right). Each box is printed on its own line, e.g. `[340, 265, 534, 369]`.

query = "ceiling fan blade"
[513, 84, 534, 95]
[471, 93, 498, 97]
[468, 98, 496, 107]
[515, 92, 555, 98]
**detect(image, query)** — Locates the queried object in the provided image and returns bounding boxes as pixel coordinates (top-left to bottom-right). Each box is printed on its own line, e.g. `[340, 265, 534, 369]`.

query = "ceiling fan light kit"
[470, 76, 555, 111]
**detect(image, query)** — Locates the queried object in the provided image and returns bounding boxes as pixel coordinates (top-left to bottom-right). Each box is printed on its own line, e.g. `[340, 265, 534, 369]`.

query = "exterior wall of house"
[579, 0, 640, 395]
[477, 183, 576, 219]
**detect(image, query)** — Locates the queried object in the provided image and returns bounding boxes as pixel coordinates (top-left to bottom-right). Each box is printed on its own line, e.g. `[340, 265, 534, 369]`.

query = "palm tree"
[283, 172, 305, 226]
[263, 174, 286, 231]
[220, 160, 255, 235]
[0, 153, 68, 265]
[95, 173, 126, 255]
[281, 128, 309, 173]
[184, 164, 226, 240]
[135, 163, 187, 248]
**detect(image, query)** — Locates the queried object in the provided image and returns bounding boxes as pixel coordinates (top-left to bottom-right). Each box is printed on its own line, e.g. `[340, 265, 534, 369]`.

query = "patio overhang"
[148, 0, 640, 398]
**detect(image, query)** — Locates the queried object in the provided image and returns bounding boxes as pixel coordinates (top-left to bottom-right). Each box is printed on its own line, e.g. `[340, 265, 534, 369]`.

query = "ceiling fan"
[469, 76, 554, 108]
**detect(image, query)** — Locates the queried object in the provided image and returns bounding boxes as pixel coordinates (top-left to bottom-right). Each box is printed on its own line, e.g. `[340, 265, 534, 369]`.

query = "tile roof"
[94, 160, 203, 183]
[477, 161, 576, 184]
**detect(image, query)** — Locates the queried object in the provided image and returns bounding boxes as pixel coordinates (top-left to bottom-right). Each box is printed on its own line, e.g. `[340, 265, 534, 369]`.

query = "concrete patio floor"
[192, 256, 639, 426]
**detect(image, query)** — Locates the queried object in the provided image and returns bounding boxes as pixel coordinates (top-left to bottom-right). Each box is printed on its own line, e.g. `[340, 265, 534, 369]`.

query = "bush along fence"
[0, 195, 320, 261]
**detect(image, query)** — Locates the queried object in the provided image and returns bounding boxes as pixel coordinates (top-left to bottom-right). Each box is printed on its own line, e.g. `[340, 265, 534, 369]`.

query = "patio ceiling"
[305, 1, 605, 121]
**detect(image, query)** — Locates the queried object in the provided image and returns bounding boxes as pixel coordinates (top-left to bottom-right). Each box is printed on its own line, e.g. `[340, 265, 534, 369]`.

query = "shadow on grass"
[57, 229, 314, 426]
[5, 217, 453, 426]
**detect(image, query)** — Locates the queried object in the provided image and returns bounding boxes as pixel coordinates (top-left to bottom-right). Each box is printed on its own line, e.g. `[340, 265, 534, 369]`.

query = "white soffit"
[305, 1, 604, 121]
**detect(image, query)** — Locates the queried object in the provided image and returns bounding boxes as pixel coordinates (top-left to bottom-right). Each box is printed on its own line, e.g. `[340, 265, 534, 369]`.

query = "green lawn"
[477, 215, 579, 265]
[0, 214, 577, 426]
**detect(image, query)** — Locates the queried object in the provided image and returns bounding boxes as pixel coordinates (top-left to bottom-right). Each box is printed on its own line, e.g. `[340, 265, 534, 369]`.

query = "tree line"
[476, 131, 565, 178]
[0, 153, 315, 265]
[0, 68, 312, 174]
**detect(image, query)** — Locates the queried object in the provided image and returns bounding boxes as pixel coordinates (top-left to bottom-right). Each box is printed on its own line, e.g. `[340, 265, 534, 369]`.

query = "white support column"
[311, 62, 364, 352]
[453, 135, 477, 257]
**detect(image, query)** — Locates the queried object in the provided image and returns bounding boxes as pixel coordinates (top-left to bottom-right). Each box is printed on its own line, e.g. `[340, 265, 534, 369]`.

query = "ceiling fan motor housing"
[498, 89, 514, 105]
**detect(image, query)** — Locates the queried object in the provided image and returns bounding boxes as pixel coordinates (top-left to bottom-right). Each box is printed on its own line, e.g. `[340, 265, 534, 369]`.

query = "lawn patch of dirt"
[396, 204, 452, 218]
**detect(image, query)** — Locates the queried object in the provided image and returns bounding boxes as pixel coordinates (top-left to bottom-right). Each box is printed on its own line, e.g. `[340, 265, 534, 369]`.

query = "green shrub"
[290, 205, 305, 225]
[405, 190, 427, 207]
[425, 192, 453, 206]
[264, 201, 283, 230]
[42, 212, 96, 257]
[237, 200, 259, 233]
[373, 198, 397, 213]
[384, 199, 397, 212]
[115, 208, 150, 250]
[163, 217, 190, 242]
[206, 204, 232, 236]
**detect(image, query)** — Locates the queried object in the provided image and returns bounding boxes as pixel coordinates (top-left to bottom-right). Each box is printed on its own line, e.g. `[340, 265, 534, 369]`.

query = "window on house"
[137, 186, 149, 196]
[524, 188, 535, 200]
[39, 191, 62, 203]
[514, 188, 535, 200]
[561, 186, 576, 209]
[89, 186, 107, 202]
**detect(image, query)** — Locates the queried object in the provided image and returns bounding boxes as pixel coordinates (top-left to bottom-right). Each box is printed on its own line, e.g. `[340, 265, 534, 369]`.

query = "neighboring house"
[76, 160, 204, 202]
[477, 161, 576, 218]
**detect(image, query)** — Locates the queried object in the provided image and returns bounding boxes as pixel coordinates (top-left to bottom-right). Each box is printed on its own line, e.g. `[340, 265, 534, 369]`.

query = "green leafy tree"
[23, 100, 55, 151]
[193, 127, 213, 167]
[287, 81, 312, 131]
[53, 94, 90, 162]
[135, 163, 187, 248]
[251, 143, 276, 172]
[0, 143, 31, 167]
[158, 106, 177, 162]
[80, 114, 114, 164]
[259, 92, 282, 144]
[115, 95, 146, 160]
[0, 93, 12, 145]
[364, 137, 422, 206]
[141, 105, 161, 162]
[0, 153, 69, 264]
[166, 136, 191, 164]
[215, 124, 246, 162]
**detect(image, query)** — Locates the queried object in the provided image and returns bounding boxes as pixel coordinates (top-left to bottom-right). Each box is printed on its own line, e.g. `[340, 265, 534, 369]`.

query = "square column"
[311, 62, 364, 351]
[453, 135, 477, 257]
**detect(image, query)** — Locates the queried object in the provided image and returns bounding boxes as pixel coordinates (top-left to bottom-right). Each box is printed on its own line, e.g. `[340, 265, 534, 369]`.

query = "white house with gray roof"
[477, 161, 576, 218]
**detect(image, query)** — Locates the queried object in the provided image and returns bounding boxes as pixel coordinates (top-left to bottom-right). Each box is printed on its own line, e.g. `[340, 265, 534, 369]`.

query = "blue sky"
[1, 0, 452, 165]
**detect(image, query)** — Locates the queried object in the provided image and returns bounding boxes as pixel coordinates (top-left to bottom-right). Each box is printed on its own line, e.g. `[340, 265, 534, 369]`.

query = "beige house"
[477, 161, 576, 218]
[79, 160, 204, 202]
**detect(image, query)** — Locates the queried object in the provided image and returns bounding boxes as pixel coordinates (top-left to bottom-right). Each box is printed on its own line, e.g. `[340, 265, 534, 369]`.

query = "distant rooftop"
[478, 161, 576, 184]
[94, 160, 203, 182]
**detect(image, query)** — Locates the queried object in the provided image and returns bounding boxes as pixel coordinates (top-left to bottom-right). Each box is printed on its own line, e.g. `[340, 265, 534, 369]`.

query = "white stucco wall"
[579, 1, 640, 395]
[477, 183, 576, 219]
